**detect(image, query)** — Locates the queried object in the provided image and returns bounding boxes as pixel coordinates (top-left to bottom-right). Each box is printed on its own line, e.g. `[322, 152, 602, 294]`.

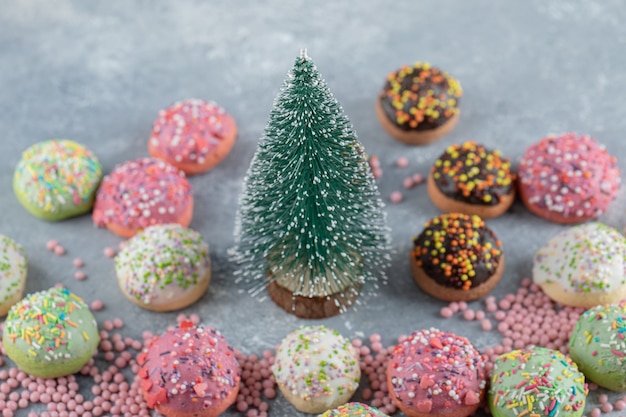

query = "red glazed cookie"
[411, 213, 504, 301]
[137, 322, 241, 417]
[387, 328, 487, 417]
[518, 133, 620, 224]
[92, 157, 193, 238]
[376, 62, 462, 145]
[149, 99, 237, 175]
[427, 142, 516, 219]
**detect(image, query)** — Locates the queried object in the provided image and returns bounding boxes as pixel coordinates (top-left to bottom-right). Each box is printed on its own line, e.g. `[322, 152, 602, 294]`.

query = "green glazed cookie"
[489, 347, 587, 417]
[2, 287, 99, 378]
[569, 303, 626, 391]
[0, 234, 27, 316]
[13, 139, 102, 221]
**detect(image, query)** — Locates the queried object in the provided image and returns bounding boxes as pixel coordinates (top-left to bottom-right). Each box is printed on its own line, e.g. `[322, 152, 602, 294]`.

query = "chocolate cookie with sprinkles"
[376, 62, 462, 145]
[427, 141, 516, 219]
[411, 213, 505, 301]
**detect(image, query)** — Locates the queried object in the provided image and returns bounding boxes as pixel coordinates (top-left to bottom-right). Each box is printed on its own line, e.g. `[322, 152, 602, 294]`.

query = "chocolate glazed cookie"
[410, 213, 505, 301]
[427, 141, 516, 219]
[376, 62, 462, 145]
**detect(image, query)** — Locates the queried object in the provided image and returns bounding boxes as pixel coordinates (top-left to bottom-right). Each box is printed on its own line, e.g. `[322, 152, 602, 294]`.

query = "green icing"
[2, 287, 99, 378]
[0, 235, 27, 306]
[489, 347, 587, 417]
[569, 303, 626, 391]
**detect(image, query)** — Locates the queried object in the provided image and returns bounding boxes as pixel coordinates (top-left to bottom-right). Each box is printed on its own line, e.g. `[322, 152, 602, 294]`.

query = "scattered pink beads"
[45, 240, 58, 251]
[73, 258, 84, 268]
[103, 247, 116, 258]
[90, 300, 104, 311]
[53, 245, 66, 256]
[395, 157, 408, 168]
[74, 271, 86, 281]
[389, 191, 403, 204]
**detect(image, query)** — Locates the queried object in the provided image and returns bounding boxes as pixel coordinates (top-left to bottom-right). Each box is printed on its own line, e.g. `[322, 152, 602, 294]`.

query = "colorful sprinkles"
[2, 287, 98, 364]
[533, 222, 626, 294]
[412, 213, 503, 290]
[0, 235, 27, 311]
[569, 303, 626, 391]
[150, 98, 233, 165]
[489, 347, 587, 417]
[518, 133, 620, 220]
[13, 140, 102, 219]
[379, 62, 462, 131]
[320, 402, 389, 416]
[431, 141, 515, 205]
[272, 325, 360, 404]
[92, 157, 192, 232]
[387, 328, 486, 414]
[115, 224, 210, 306]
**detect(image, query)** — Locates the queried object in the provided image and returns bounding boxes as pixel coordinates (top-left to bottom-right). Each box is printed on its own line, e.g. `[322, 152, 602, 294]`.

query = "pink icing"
[387, 328, 486, 414]
[92, 157, 192, 231]
[518, 133, 620, 220]
[137, 322, 240, 415]
[149, 99, 233, 164]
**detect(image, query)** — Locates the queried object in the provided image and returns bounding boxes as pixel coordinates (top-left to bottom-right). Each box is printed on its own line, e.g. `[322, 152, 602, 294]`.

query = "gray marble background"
[1, 1, 626, 415]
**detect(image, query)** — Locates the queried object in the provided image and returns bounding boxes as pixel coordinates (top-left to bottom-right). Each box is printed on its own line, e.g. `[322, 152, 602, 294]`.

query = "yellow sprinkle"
[82, 331, 89, 341]
[28, 349, 37, 357]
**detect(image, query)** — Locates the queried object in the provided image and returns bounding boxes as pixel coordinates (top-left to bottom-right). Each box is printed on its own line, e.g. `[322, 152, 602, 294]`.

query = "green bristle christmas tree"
[231, 49, 391, 318]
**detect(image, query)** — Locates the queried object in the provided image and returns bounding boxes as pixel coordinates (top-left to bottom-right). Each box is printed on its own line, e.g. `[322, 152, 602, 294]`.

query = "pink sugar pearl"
[403, 177, 414, 189]
[390, 191, 403, 203]
[46, 240, 58, 251]
[103, 247, 116, 258]
[396, 157, 409, 168]
[54, 245, 66, 256]
[90, 300, 104, 311]
[412, 173, 424, 184]
[74, 271, 86, 281]
[73, 258, 84, 268]
[440, 307, 453, 318]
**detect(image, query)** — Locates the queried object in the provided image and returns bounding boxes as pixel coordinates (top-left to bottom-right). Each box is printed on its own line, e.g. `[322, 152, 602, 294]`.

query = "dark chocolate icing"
[379, 63, 462, 131]
[412, 213, 502, 290]
[431, 142, 515, 206]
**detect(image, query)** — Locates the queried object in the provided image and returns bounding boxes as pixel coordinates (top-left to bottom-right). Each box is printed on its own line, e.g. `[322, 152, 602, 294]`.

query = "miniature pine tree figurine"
[232, 49, 391, 318]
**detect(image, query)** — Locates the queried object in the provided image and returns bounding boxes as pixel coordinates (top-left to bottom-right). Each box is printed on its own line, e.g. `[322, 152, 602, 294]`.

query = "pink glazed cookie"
[387, 328, 486, 417]
[149, 99, 237, 175]
[518, 133, 620, 224]
[136, 321, 241, 417]
[92, 158, 193, 238]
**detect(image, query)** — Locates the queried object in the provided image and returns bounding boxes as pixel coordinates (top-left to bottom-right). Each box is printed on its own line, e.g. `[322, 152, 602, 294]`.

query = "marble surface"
[1, 1, 626, 415]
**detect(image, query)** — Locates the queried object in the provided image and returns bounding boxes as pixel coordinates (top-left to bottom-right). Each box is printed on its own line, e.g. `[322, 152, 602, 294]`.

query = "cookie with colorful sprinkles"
[376, 62, 462, 145]
[13, 139, 103, 221]
[569, 302, 626, 391]
[320, 402, 389, 417]
[272, 325, 361, 414]
[2, 287, 99, 379]
[427, 141, 516, 219]
[92, 157, 193, 238]
[518, 133, 620, 224]
[533, 222, 626, 308]
[489, 347, 587, 417]
[115, 223, 211, 312]
[0, 234, 27, 316]
[411, 213, 505, 301]
[136, 321, 241, 417]
[148, 98, 238, 175]
[386, 328, 487, 417]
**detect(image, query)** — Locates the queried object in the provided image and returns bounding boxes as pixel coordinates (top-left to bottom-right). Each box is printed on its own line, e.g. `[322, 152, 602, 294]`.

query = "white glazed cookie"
[533, 222, 626, 308]
[115, 224, 211, 312]
[272, 325, 360, 414]
[0, 235, 27, 316]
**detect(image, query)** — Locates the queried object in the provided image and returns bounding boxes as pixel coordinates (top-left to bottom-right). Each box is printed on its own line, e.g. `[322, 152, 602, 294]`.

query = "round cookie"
[13, 139, 102, 221]
[92, 157, 193, 238]
[0, 235, 27, 316]
[320, 402, 389, 417]
[272, 325, 360, 414]
[387, 328, 486, 417]
[427, 141, 516, 219]
[136, 321, 240, 417]
[411, 213, 505, 301]
[115, 224, 211, 312]
[569, 302, 626, 391]
[2, 287, 99, 378]
[518, 133, 620, 224]
[489, 347, 587, 417]
[376, 62, 462, 145]
[533, 222, 626, 308]
[148, 98, 238, 175]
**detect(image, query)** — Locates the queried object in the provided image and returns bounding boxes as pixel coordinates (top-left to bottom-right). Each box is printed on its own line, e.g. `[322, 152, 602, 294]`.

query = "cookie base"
[119, 270, 211, 312]
[154, 382, 239, 417]
[427, 174, 515, 220]
[375, 99, 459, 145]
[518, 181, 593, 224]
[537, 281, 626, 309]
[277, 381, 356, 414]
[411, 252, 505, 302]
